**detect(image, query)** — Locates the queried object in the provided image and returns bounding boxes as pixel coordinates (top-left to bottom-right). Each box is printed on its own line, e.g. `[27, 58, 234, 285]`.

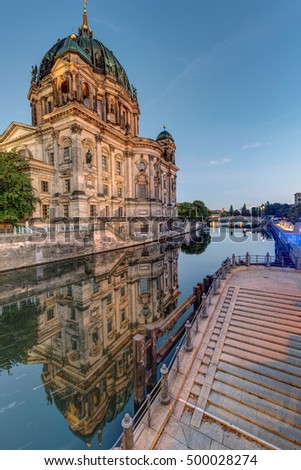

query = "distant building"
[0, 6, 178, 229]
[294, 193, 301, 206]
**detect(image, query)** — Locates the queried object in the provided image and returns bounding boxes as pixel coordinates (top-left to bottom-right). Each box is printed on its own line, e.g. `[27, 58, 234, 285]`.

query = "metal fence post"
[265, 252, 270, 267]
[195, 314, 199, 332]
[225, 257, 229, 273]
[185, 321, 193, 352]
[213, 274, 218, 295]
[160, 364, 170, 405]
[202, 293, 208, 318]
[232, 253, 236, 268]
[147, 394, 151, 427]
[122, 413, 134, 450]
[221, 261, 226, 279]
[176, 346, 180, 372]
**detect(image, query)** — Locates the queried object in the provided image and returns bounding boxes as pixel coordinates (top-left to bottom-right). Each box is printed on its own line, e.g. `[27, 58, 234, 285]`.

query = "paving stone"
[163, 417, 188, 446]
[199, 418, 225, 443]
[210, 440, 230, 450]
[182, 424, 212, 450]
[222, 430, 263, 451]
[156, 432, 188, 450]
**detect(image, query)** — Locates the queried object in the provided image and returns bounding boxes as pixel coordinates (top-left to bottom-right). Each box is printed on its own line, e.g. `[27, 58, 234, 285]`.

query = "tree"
[0, 150, 40, 225]
[181, 232, 211, 255]
[240, 203, 250, 217]
[229, 205, 234, 216]
[0, 302, 40, 373]
[178, 200, 210, 221]
[233, 209, 241, 216]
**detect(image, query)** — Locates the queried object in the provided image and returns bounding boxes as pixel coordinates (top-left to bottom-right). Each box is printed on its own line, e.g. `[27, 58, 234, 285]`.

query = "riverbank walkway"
[134, 266, 301, 450]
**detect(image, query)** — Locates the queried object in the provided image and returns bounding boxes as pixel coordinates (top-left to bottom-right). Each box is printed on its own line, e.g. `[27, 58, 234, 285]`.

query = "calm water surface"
[0, 228, 275, 450]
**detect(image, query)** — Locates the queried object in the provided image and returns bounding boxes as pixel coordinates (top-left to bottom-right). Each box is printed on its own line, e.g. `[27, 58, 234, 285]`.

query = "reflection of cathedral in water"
[0, 243, 180, 445]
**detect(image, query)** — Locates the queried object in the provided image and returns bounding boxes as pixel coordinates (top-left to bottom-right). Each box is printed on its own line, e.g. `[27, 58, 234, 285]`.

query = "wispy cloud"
[144, 16, 271, 109]
[241, 141, 274, 151]
[260, 107, 301, 128]
[92, 17, 122, 32]
[241, 142, 262, 150]
[209, 158, 232, 166]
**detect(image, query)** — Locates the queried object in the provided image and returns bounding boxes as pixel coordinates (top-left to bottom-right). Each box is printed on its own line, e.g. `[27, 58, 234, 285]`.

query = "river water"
[0, 228, 275, 450]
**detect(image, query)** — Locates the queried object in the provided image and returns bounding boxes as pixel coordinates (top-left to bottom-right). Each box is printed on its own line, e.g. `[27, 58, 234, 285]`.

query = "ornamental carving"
[85, 177, 95, 190]
[70, 123, 83, 134]
[51, 129, 59, 140]
[95, 133, 103, 143]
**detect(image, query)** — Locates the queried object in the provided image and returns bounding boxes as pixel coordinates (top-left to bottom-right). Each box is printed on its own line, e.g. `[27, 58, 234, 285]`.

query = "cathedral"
[0, 4, 178, 231]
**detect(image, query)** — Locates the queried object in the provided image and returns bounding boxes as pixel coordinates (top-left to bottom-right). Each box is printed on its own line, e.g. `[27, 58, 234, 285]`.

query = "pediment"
[0, 121, 37, 144]
[52, 57, 95, 81]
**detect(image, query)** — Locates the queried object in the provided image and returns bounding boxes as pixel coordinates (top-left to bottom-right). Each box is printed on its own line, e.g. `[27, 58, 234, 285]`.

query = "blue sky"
[1, 0, 301, 210]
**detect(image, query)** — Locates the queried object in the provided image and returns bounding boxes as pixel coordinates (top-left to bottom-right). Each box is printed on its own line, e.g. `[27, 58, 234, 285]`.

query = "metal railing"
[112, 251, 295, 449]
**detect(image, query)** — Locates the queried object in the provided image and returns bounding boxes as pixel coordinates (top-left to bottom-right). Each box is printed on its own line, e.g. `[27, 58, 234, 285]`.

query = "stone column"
[95, 133, 103, 196]
[185, 321, 193, 352]
[70, 123, 83, 218]
[146, 325, 157, 384]
[133, 334, 146, 406]
[160, 364, 170, 405]
[121, 414, 134, 450]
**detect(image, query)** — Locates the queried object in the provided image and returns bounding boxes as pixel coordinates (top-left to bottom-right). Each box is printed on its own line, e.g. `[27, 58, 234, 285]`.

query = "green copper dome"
[38, 12, 133, 96]
[156, 127, 174, 142]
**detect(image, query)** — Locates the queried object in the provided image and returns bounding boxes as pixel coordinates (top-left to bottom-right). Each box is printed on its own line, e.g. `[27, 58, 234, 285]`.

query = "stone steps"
[222, 345, 301, 378]
[228, 325, 301, 351]
[218, 361, 301, 397]
[232, 309, 300, 330]
[224, 338, 301, 367]
[231, 316, 301, 337]
[215, 369, 301, 411]
[237, 291, 301, 308]
[235, 301, 301, 320]
[206, 401, 299, 450]
[211, 380, 301, 428]
[239, 287, 301, 302]
[220, 353, 301, 388]
[226, 331, 301, 358]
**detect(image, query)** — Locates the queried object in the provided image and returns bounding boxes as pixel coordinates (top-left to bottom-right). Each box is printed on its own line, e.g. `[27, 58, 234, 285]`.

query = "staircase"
[189, 285, 301, 449]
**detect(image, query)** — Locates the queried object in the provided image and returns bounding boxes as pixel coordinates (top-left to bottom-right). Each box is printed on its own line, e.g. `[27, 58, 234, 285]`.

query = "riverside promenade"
[133, 265, 301, 450]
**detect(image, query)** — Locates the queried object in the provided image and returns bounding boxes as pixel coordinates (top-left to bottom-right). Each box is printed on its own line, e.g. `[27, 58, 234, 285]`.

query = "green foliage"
[233, 209, 241, 216]
[0, 302, 40, 373]
[229, 205, 234, 216]
[181, 232, 211, 255]
[178, 200, 210, 220]
[241, 203, 250, 217]
[0, 150, 40, 225]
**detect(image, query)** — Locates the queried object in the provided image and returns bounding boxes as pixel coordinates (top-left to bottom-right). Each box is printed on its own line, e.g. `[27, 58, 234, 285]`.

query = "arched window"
[82, 83, 90, 108]
[136, 174, 148, 201]
[61, 80, 69, 105]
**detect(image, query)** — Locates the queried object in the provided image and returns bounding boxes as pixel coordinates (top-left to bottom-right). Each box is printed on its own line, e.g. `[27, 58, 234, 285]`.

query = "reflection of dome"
[156, 126, 174, 142]
[38, 10, 132, 96]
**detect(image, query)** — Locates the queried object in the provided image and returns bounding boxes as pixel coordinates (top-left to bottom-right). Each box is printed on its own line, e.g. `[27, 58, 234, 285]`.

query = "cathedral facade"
[0, 7, 178, 228]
